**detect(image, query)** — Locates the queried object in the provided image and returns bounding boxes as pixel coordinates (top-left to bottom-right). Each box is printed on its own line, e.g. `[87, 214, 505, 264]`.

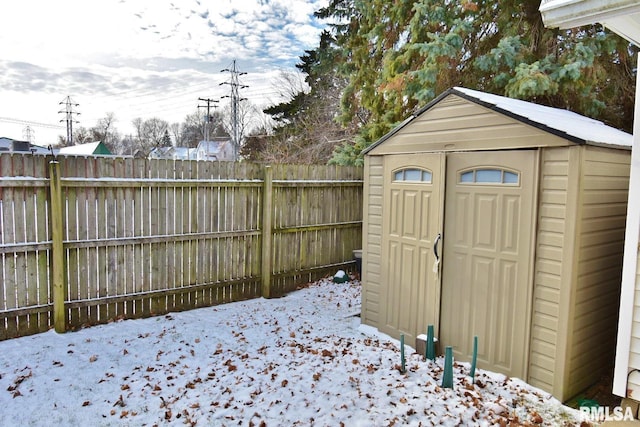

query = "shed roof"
[364, 87, 632, 155]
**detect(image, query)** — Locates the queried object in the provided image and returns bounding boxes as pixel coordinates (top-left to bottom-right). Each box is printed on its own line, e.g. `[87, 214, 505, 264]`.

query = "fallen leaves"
[113, 394, 126, 408]
[224, 359, 237, 372]
[7, 369, 32, 398]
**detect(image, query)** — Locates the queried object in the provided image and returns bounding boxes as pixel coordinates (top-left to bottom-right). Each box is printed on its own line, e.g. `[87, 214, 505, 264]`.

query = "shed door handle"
[433, 233, 442, 262]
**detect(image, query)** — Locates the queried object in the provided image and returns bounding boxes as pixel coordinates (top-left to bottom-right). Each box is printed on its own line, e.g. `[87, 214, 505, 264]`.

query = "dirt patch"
[565, 372, 622, 410]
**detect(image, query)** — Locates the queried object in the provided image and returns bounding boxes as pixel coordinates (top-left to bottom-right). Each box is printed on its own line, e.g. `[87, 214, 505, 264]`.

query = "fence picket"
[3, 158, 18, 338]
[0, 155, 362, 338]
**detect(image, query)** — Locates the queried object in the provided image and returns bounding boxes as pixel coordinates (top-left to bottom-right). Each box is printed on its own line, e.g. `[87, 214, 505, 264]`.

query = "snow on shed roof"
[453, 87, 632, 148]
[365, 87, 632, 154]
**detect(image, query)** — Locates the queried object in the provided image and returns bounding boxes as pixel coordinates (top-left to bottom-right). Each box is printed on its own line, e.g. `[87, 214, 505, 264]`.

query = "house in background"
[56, 141, 112, 156]
[196, 138, 233, 161]
[173, 147, 196, 160]
[539, 0, 640, 405]
[148, 146, 196, 160]
[0, 137, 49, 154]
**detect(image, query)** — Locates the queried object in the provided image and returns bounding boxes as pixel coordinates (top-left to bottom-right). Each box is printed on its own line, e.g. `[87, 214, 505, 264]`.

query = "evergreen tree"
[162, 129, 172, 147]
[259, 31, 359, 164]
[322, 0, 637, 165]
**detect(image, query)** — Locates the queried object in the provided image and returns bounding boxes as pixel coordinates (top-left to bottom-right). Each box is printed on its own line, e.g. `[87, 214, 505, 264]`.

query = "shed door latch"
[433, 233, 441, 262]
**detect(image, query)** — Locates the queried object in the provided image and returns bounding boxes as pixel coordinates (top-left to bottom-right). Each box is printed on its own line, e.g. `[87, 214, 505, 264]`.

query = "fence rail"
[0, 154, 363, 340]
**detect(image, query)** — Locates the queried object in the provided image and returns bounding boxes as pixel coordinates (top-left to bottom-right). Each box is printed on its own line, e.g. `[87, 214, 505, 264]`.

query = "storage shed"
[361, 87, 632, 401]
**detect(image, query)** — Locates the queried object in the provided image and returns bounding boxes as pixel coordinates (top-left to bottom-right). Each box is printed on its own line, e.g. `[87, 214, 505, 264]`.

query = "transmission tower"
[220, 60, 248, 161]
[198, 97, 219, 142]
[22, 125, 35, 143]
[58, 96, 80, 145]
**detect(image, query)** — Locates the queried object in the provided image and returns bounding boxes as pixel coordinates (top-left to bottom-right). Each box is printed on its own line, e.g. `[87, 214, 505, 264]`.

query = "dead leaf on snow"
[113, 395, 126, 407]
[531, 412, 543, 424]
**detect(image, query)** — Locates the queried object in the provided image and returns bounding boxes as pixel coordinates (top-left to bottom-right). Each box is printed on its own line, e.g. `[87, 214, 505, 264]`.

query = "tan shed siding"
[362, 155, 384, 328]
[368, 95, 571, 155]
[529, 147, 571, 393]
[565, 146, 630, 398]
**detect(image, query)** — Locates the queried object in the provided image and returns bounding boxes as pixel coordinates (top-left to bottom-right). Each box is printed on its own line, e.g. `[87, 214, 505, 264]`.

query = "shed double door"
[381, 150, 536, 379]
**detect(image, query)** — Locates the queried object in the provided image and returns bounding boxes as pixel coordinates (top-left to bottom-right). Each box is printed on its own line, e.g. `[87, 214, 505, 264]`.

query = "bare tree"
[270, 70, 308, 107]
[93, 113, 124, 154]
[66, 126, 95, 146]
[254, 65, 355, 164]
[221, 100, 262, 156]
[131, 117, 170, 156]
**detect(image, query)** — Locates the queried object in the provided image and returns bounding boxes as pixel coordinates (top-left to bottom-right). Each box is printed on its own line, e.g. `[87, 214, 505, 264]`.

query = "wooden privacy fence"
[0, 154, 363, 340]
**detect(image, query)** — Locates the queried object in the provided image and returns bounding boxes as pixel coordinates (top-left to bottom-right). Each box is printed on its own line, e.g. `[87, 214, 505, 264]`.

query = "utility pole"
[197, 97, 219, 142]
[220, 60, 248, 161]
[58, 96, 80, 145]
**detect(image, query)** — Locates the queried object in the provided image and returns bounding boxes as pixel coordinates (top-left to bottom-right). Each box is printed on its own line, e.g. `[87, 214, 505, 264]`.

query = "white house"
[196, 139, 234, 161]
[148, 146, 196, 160]
[540, 0, 640, 403]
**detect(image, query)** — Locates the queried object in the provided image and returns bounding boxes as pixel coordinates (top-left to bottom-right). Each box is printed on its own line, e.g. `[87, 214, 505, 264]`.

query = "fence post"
[261, 166, 273, 298]
[49, 161, 66, 333]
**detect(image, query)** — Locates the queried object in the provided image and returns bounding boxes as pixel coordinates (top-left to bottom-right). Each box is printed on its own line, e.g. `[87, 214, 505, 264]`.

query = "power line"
[0, 116, 64, 130]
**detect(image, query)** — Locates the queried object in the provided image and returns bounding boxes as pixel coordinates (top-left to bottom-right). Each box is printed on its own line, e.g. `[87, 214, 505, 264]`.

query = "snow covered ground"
[0, 278, 587, 426]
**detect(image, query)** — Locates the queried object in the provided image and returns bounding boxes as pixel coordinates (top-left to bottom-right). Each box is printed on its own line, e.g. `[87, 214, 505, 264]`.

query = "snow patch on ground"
[0, 278, 587, 426]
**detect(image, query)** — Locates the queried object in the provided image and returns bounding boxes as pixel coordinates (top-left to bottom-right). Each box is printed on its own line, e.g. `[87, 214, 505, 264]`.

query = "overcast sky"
[0, 0, 328, 145]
